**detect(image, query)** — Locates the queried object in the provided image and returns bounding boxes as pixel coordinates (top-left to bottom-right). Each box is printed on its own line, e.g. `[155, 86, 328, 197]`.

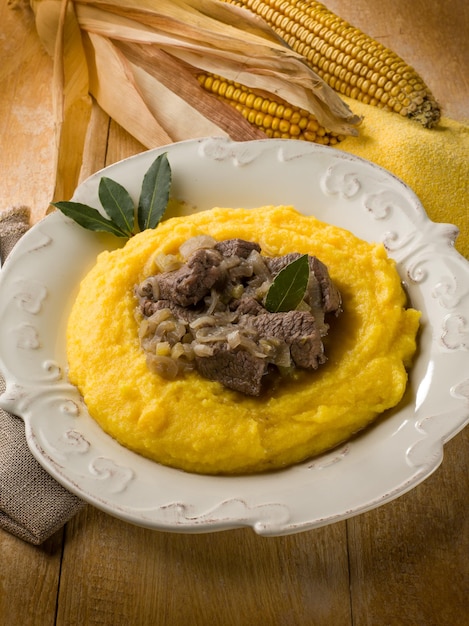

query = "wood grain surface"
[1, 1, 468, 625]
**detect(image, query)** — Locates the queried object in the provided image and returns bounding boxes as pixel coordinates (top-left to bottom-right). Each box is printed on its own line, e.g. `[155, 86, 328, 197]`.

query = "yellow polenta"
[66, 206, 420, 475]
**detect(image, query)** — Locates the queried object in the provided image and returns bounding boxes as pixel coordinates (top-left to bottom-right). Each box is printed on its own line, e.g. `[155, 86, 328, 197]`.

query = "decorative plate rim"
[1, 137, 468, 536]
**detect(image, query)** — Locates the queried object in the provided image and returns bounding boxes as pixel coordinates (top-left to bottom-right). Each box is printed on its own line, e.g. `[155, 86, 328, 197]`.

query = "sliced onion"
[155, 341, 171, 356]
[214, 311, 237, 324]
[138, 318, 150, 340]
[255, 280, 271, 300]
[226, 330, 266, 358]
[171, 342, 186, 360]
[226, 330, 242, 349]
[179, 235, 217, 259]
[205, 289, 220, 315]
[220, 255, 241, 271]
[152, 253, 182, 274]
[146, 354, 179, 379]
[195, 327, 228, 343]
[273, 342, 292, 367]
[148, 307, 173, 325]
[228, 259, 253, 280]
[189, 315, 217, 330]
[182, 343, 196, 360]
[193, 343, 215, 357]
[157, 320, 177, 333]
[248, 250, 271, 281]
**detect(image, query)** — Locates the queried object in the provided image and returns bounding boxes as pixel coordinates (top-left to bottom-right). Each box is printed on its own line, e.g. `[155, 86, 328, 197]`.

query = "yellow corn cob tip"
[197, 73, 346, 144]
[223, 0, 441, 128]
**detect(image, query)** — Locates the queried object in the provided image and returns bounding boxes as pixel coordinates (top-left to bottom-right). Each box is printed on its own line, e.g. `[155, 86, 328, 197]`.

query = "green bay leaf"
[264, 254, 310, 313]
[52, 202, 129, 237]
[98, 176, 135, 236]
[138, 152, 172, 231]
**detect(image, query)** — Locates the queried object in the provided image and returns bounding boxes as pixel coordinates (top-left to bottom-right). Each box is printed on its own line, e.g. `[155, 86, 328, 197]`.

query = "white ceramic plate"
[1, 137, 468, 536]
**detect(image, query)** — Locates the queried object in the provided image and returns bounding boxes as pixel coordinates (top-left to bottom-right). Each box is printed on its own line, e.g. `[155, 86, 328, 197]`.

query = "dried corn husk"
[29, 0, 361, 199]
[32, 0, 92, 201]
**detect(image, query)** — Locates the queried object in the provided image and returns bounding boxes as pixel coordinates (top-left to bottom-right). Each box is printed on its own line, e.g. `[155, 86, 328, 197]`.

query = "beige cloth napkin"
[0, 207, 85, 545]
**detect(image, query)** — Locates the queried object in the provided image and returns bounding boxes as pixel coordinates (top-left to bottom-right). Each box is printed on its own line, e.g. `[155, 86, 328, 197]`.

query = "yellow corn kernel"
[224, 0, 440, 127]
[197, 73, 344, 144]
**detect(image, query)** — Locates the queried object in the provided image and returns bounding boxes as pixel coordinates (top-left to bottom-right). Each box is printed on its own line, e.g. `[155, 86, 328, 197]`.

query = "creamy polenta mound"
[67, 206, 420, 475]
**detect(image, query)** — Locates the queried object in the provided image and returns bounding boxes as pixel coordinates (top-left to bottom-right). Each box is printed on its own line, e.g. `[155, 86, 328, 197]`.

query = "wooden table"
[1, 2, 468, 624]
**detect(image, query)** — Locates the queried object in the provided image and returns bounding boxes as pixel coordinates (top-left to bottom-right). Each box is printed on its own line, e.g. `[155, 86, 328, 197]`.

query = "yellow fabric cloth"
[337, 97, 469, 258]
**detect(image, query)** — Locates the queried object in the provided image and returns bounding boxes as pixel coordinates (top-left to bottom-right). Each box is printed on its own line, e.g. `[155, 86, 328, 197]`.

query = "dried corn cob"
[223, 0, 440, 127]
[197, 73, 345, 144]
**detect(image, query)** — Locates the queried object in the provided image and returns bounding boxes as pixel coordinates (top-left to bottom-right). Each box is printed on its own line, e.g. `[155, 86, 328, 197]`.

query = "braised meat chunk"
[154, 247, 225, 307]
[195, 343, 268, 397]
[243, 311, 326, 369]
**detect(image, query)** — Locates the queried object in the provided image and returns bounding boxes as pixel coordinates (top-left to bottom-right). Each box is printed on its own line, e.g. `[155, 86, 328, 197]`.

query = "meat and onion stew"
[135, 236, 342, 396]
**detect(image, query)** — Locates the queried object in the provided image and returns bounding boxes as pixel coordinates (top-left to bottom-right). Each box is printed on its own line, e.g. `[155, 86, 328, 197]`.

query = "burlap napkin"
[0, 207, 85, 545]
